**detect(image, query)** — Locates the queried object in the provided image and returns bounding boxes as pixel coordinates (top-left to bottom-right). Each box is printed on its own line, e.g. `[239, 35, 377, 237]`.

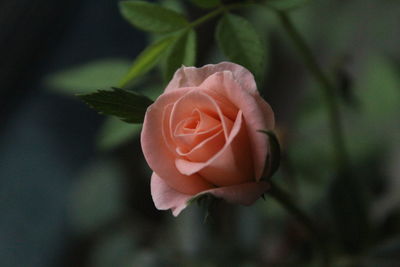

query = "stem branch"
[277, 11, 349, 171]
[188, 2, 252, 28]
[268, 181, 331, 266]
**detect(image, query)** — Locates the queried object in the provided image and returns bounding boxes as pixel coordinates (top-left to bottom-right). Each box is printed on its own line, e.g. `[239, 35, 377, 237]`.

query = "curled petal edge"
[151, 172, 269, 217]
[165, 62, 258, 95]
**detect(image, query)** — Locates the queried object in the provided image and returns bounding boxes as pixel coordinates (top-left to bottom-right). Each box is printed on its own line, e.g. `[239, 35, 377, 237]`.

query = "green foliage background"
[40, 0, 400, 266]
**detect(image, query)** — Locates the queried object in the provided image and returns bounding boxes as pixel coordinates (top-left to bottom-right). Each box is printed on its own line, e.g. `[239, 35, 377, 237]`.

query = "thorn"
[203, 209, 210, 224]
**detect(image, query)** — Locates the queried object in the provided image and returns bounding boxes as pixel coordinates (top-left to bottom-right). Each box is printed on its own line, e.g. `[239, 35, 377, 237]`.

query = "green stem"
[190, 5, 349, 172]
[276, 11, 349, 171]
[188, 6, 223, 28]
[188, 3, 252, 28]
[268, 181, 331, 266]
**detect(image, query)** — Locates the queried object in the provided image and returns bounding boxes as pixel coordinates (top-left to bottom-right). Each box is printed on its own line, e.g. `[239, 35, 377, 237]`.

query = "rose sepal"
[258, 130, 281, 180]
[187, 193, 219, 222]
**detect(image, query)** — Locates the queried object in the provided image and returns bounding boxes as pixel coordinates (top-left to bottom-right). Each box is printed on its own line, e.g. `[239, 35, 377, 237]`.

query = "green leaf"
[95, 85, 163, 151]
[78, 87, 153, 123]
[163, 29, 196, 81]
[216, 13, 266, 77]
[119, 0, 189, 33]
[190, 0, 220, 9]
[45, 59, 130, 95]
[265, 0, 313, 11]
[258, 130, 281, 179]
[119, 35, 176, 87]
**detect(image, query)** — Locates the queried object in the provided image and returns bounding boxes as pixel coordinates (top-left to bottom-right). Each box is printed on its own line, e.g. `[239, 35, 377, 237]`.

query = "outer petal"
[165, 62, 257, 95]
[255, 96, 275, 131]
[151, 172, 269, 217]
[141, 89, 214, 195]
[151, 172, 192, 216]
[200, 71, 275, 181]
[201, 181, 269, 206]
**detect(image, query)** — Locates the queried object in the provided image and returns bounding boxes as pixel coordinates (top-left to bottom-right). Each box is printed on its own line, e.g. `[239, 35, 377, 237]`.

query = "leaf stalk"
[267, 181, 332, 266]
[276, 11, 350, 172]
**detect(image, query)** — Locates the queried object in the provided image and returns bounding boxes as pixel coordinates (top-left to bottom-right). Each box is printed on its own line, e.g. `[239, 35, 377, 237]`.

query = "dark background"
[0, 0, 145, 266]
[1, 0, 399, 266]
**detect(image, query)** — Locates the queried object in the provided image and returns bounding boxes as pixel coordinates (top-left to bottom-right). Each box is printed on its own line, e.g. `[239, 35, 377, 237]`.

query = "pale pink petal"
[194, 109, 221, 132]
[165, 62, 257, 95]
[173, 109, 222, 149]
[175, 125, 222, 153]
[175, 111, 254, 186]
[170, 90, 235, 141]
[198, 181, 270, 205]
[176, 129, 225, 162]
[151, 173, 269, 217]
[141, 89, 214, 195]
[255, 96, 275, 131]
[161, 103, 176, 153]
[174, 111, 242, 175]
[199, 71, 275, 181]
[150, 172, 192, 216]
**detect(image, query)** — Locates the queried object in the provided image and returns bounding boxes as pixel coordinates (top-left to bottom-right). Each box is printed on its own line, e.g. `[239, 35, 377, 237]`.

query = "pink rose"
[141, 62, 275, 216]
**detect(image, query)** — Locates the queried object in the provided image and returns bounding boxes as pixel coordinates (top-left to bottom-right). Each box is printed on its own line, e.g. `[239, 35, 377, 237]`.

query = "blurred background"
[0, 0, 399, 266]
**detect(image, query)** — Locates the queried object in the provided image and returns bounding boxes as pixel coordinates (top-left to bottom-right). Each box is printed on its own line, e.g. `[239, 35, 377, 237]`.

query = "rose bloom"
[141, 62, 275, 216]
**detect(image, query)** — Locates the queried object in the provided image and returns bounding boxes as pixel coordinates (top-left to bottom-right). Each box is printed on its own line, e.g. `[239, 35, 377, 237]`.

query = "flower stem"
[276, 11, 349, 172]
[268, 181, 331, 266]
[188, 2, 252, 29]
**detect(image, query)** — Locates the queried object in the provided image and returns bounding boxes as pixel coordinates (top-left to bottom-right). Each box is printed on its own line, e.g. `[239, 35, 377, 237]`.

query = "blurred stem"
[276, 11, 349, 171]
[268, 181, 331, 267]
[188, 2, 252, 28]
[188, 6, 224, 28]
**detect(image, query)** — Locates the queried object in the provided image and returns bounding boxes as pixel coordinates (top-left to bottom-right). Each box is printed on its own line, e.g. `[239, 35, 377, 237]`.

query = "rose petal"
[165, 62, 257, 95]
[151, 172, 269, 217]
[175, 125, 222, 153]
[175, 111, 254, 186]
[201, 181, 269, 206]
[199, 71, 275, 181]
[173, 109, 222, 150]
[176, 129, 225, 162]
[141, 89, 214, 195]
[161, 103, 176, 153]
[255, 96, 275, 131]
[150, 172, 192, 216]
[170, 90, 235, 141]
[193, 109, 221, 132]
